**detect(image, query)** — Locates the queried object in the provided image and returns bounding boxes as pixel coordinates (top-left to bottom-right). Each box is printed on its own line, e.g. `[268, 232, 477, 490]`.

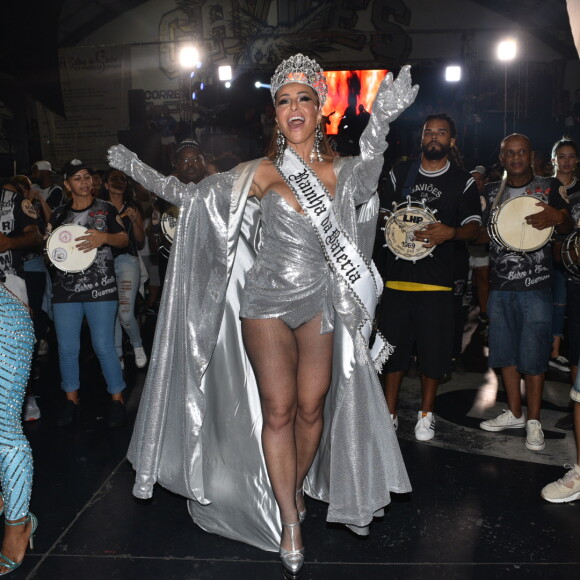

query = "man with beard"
[478, 134, 572, 451]
[155, 139, 208, 286]
[377, 114, 481, 441]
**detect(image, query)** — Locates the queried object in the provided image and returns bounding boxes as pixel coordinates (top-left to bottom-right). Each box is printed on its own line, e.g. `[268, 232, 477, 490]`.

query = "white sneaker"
[415, 411, 435, 441]
[390, 414, 398, 431]
[134, 346, 148, 369]
[526, 419, 545, 451]
[480, 409, 526, 432]
[37, 338, 49, 356]
[23, 396, 41, 421]
[541, 464, 580, 503]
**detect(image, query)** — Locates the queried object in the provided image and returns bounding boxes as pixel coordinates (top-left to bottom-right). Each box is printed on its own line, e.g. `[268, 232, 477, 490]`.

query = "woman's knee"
[262, 402, 296, 431]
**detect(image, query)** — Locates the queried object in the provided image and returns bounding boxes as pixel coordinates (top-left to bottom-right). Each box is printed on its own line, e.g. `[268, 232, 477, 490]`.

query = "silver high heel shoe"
[296, 488, 306, 524]
[280, 520, 304, 578]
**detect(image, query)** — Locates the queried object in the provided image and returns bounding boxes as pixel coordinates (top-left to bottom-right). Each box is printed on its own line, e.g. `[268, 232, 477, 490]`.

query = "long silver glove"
[352, 65, 419, 197]
[107, 144, 189, 207]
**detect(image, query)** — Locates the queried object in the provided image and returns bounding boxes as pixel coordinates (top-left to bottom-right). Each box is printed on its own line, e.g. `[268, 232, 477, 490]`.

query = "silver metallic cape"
[116, 71, 416, 553]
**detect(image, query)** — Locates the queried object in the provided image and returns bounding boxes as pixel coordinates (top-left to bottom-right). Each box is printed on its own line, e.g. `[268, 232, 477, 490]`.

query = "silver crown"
[270, 53, 327, 106]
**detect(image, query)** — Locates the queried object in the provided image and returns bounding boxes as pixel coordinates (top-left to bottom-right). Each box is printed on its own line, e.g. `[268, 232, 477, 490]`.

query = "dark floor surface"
[10, 309, 580, 579]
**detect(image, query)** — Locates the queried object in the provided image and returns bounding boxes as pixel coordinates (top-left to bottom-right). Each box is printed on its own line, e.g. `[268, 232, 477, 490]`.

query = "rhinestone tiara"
[270, 53, 327, 106]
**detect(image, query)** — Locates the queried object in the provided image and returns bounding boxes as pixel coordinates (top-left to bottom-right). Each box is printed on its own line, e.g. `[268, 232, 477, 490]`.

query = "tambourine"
[561, 231, 580, 278]
[383, 197, 438, 262]
[488, 195, 553, 253]
[46, 224, 97, 273]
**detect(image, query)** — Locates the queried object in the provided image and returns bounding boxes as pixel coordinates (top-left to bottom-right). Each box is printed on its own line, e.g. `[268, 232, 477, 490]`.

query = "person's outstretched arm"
[350, 65, 419, 205]
[107, 144, 193, 208]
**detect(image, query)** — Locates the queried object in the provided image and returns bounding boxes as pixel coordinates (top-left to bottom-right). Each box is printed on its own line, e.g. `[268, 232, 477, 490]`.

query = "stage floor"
[15, 309, 580, 580]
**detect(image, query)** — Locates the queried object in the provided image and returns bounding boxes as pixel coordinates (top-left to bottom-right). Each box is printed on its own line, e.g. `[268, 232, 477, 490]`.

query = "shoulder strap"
[401, 158, 422, 199]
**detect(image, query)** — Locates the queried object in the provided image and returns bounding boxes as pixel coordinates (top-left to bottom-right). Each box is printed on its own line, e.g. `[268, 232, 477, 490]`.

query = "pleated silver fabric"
[110, 70, 416, 552]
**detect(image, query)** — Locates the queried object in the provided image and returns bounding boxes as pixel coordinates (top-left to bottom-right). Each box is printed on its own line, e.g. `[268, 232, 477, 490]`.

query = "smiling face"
[275, 83, 321, 147]
[65, 169, 93, 199]
[499, 134, 533, 180]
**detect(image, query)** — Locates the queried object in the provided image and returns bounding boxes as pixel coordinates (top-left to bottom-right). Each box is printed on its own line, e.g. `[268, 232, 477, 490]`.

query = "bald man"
[477, 134, 572, 451]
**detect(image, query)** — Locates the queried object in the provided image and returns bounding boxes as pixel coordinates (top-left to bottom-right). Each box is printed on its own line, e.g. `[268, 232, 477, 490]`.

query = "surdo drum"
[488, 195, 553, 253]
[46, 224, 97, 273]
[383, 197, 438, 262]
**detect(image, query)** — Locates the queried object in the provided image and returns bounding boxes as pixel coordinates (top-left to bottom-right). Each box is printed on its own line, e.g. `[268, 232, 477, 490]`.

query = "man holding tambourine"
[477, 134, 572, 453]
[377, 113, 481, 442]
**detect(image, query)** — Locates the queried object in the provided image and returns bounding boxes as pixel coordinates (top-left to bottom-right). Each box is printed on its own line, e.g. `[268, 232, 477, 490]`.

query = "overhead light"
[497, 38, 518, 61]
[218, 65, 232, 81]
[255, 81, 271, 89]
[445, 66, 461, 82]
[179, 45, 200, 69]
[224, 81, 231, 89]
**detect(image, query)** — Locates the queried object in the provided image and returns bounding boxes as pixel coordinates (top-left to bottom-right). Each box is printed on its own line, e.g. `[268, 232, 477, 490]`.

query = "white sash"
[277, 148, 392, 369]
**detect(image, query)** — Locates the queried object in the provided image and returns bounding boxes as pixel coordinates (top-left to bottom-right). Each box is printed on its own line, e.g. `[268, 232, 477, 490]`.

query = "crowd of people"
[0, 54, 579, 576]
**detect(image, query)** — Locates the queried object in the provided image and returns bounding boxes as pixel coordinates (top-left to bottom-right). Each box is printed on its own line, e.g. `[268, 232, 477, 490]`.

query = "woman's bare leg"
[294, 314, 333, 512]
[242, 318, 301, 550]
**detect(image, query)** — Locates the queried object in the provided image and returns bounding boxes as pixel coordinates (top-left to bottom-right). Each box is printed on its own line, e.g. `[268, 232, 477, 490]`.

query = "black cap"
[62, 159, 90, 180]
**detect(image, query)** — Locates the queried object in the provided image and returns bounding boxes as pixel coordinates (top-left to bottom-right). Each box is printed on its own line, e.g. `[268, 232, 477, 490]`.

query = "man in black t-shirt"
[377, 114, 481, 441]
[478, 134, 572, 452]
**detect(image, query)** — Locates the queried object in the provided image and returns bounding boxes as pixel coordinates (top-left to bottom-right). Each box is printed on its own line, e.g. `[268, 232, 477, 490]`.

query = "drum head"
[161, 206, 179, 243]
[46, 224, 97, 273]
[491, 195, 553, 252]
[384, 204, 437, 261]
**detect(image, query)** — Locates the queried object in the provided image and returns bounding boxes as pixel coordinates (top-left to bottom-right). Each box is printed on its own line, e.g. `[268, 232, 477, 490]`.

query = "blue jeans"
[114, 254, 143, 357]
[53, 301, 125, 394]
[551, 266, 567, 337]
[488, 289, 552, 375]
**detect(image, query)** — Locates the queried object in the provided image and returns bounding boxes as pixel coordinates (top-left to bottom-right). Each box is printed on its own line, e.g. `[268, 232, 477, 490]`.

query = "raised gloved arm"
[351, 65, 419, 203]
[107, 144, 192, 208]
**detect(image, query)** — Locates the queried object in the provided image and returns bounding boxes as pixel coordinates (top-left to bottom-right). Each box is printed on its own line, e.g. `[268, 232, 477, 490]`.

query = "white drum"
[561, 231, 580, 278]
[46, 224, 97, 273]
[488, 195, 553, 253]
[383, 197, 438, 262]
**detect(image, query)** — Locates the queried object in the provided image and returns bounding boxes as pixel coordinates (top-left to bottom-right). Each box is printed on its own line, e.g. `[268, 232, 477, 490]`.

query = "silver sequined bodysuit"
[240, 192, 334, 331]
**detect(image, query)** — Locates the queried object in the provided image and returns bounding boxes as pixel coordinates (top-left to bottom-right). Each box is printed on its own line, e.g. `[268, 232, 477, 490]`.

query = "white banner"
[37, 46, 132, 171]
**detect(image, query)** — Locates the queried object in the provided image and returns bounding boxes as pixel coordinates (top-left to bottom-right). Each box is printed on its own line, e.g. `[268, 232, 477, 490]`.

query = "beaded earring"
[310, 125, 323, 164]
[275, 127, 286, 167]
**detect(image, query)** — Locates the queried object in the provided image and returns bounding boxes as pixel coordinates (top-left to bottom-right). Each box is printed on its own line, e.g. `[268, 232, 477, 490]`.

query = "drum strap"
[276, 148, 392, 370]
[401, 159, 422, 200]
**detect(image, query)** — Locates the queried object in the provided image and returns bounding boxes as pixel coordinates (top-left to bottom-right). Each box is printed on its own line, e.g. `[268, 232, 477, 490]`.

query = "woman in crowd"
[47, 159, 128, 428]
[109, 56, 417, 577]
[100, 169, 148, 369]
[550, 138, 580, 375]
[0, 282, 37, 575]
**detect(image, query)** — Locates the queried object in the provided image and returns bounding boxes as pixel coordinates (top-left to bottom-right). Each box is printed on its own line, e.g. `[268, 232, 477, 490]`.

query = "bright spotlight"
[179, 45, 200, 69]
[255, 81, 271, 89]
[218, 65, 232, 81]
[445, 66, 461, 82]
[497, 39, 517, 61]
[224, 81, 231, 89]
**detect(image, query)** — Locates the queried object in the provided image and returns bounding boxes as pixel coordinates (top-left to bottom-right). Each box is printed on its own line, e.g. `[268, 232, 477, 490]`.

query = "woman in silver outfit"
[109, 55, 418, 578]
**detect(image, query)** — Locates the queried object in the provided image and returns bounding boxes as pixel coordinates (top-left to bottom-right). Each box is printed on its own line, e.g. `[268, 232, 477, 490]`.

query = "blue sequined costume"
[0, 284, 34, 520]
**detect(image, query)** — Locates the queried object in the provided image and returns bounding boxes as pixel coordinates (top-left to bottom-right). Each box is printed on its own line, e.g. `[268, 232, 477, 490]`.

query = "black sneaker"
[56, 400, 79, 427]
[548, 356, 571, 373]
[108, 400, 126, 428]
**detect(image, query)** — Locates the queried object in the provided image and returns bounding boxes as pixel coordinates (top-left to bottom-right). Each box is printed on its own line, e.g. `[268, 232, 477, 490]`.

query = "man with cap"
[31, 160, 64, 209]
